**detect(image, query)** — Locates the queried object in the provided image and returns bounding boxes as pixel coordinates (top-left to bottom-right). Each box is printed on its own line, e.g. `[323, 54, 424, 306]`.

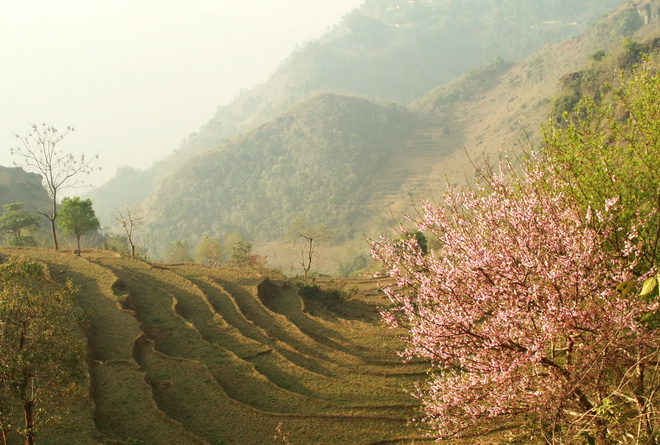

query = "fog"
[0, 0, 362, 187]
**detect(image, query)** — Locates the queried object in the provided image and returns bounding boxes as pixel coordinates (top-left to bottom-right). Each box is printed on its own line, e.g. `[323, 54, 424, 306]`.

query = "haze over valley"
[4, 0, 656, 271]
[2, 1, 660, 443]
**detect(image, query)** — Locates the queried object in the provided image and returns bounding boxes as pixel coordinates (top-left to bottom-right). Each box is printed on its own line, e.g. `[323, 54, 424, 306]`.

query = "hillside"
[0, 248, 437, 444]
[0, 166, 50, 213]
[87, 0, 624, 227]
[141, 0, 659, 268]
[145, 94, 418, 255]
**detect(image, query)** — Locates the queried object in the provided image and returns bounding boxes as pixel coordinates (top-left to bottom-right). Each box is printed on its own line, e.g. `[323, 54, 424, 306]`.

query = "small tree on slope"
[58, 197, 100, 255]
[371, 163, 660, 443]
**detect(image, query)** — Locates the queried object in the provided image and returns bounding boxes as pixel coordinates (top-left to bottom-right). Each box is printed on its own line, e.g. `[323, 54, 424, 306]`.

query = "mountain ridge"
[86, 0, 624, 227]
[140, 0, 659, 269]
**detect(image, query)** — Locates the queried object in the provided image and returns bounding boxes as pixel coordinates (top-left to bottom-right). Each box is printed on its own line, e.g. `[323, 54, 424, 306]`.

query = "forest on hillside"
[83, 0, 628, 250]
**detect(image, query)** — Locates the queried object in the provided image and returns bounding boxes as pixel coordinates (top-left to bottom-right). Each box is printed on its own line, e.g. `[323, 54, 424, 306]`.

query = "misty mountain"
[0, 166, 51, 214]
[146, 94, 415, 253]
[88, 0, 623, 226]
[141, 0, 659, 263]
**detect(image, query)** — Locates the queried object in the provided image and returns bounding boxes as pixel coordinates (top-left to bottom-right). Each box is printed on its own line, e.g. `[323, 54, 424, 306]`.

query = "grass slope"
[1, 248, 440, 444]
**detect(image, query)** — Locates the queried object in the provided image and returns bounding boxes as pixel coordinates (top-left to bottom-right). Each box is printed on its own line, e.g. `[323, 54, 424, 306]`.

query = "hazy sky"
[0, 0, 363, 187]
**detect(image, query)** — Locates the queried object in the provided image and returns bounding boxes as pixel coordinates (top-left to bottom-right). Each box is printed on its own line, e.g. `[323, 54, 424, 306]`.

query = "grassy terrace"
[1, 248, 436, 444]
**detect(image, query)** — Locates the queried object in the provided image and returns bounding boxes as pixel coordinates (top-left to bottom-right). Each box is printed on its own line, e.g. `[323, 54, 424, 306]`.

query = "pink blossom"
[371, 163, 658, 440]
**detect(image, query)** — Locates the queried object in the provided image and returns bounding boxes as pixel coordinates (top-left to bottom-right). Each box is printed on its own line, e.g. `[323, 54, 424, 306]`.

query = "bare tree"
[11, 123, 98, 250]
[114, 205, 144, 258]
[286, 218, 332, 280]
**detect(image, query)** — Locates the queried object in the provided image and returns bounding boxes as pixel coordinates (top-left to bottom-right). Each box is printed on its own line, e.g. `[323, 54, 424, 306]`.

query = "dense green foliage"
[147, 94, 414, 256]
[0, 203, 40, 247]
[544, 57, 660, 272]
[58, 197, 101, 255]
[0, 256, 86, 444]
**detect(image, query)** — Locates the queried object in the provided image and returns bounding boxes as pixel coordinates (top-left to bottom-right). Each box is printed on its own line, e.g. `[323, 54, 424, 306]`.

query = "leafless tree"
[286, 218, 332, 280]
[11, 123, 98, 250]
[114, 205, 144, 258]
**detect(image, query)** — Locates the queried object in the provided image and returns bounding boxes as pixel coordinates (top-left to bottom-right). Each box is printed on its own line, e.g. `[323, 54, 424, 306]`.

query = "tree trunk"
[76, 233, 81, 256]
[130, 242, 136, 259]
[1, 423, 8, 445]
[21, 369, 35, 445]
[23, 399, 34, 445]
[50, 191, 59, 250]
[49, 216, 58, 251]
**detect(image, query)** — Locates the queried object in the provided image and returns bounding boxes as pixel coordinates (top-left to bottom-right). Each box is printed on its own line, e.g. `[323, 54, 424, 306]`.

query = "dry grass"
[0, 248, 440, 444]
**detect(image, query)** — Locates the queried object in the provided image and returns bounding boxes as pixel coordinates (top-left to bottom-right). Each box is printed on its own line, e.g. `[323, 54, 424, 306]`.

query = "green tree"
[223, 233, 252, 266]
[58, 197, 100, 256]
[11, 124, 98, 250]
[0, 203, 40, 246]
[165, 240, 191, 263]
[0, 256, 86, 445]
[195, 237, 223, 266]
[543, 63, 660, 271]
[230, 241, 252, 266]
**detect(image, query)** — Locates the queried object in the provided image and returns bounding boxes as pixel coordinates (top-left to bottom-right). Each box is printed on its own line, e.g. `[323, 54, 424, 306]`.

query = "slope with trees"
[141, 2, 659, 266]
[145, 94, 416, 258]
[87, 0, 625, 228]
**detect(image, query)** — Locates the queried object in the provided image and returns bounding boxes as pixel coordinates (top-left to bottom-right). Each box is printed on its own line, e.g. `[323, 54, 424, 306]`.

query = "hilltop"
[0, 166, 50, 212]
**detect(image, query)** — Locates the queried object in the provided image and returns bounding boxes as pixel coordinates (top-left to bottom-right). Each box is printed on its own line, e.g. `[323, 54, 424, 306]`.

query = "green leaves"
[641, 272, 660, 297]
[0, 256, 86, 443]
[58, 197, 100, 255]
[615, 279, 636, 297]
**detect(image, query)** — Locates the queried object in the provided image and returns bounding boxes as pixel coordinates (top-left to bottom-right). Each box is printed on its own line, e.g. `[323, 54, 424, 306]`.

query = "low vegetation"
[0, 248, 436, 444]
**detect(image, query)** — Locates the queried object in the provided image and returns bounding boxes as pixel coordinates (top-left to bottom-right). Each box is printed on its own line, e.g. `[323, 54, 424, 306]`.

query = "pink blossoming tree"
[371, 164, 660, 443]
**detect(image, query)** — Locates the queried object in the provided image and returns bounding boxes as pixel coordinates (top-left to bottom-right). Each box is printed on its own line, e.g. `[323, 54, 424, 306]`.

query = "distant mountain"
[89, 0, 624, 227]
[146, 94, 416, 254]
[142, 0, 659, 265]
[0, 166, 50, 214]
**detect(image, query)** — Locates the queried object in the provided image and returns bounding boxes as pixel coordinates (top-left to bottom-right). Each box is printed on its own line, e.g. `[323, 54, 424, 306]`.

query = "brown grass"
[0, 248, 440, 444]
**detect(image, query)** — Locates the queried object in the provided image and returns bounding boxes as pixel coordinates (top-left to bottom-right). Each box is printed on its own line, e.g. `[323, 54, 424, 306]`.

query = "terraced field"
[1, 248, 434, 444]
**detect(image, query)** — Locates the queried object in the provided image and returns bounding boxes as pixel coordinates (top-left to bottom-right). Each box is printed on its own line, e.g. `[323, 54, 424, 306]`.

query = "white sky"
[0, 0, 363, 188]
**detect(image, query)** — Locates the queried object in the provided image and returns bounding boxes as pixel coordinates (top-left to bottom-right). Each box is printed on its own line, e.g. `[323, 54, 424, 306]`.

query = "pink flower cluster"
[371, 165, 658, 438]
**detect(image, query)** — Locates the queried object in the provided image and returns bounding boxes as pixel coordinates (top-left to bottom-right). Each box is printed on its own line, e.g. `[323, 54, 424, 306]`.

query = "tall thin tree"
[11, 123, 98, 250]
